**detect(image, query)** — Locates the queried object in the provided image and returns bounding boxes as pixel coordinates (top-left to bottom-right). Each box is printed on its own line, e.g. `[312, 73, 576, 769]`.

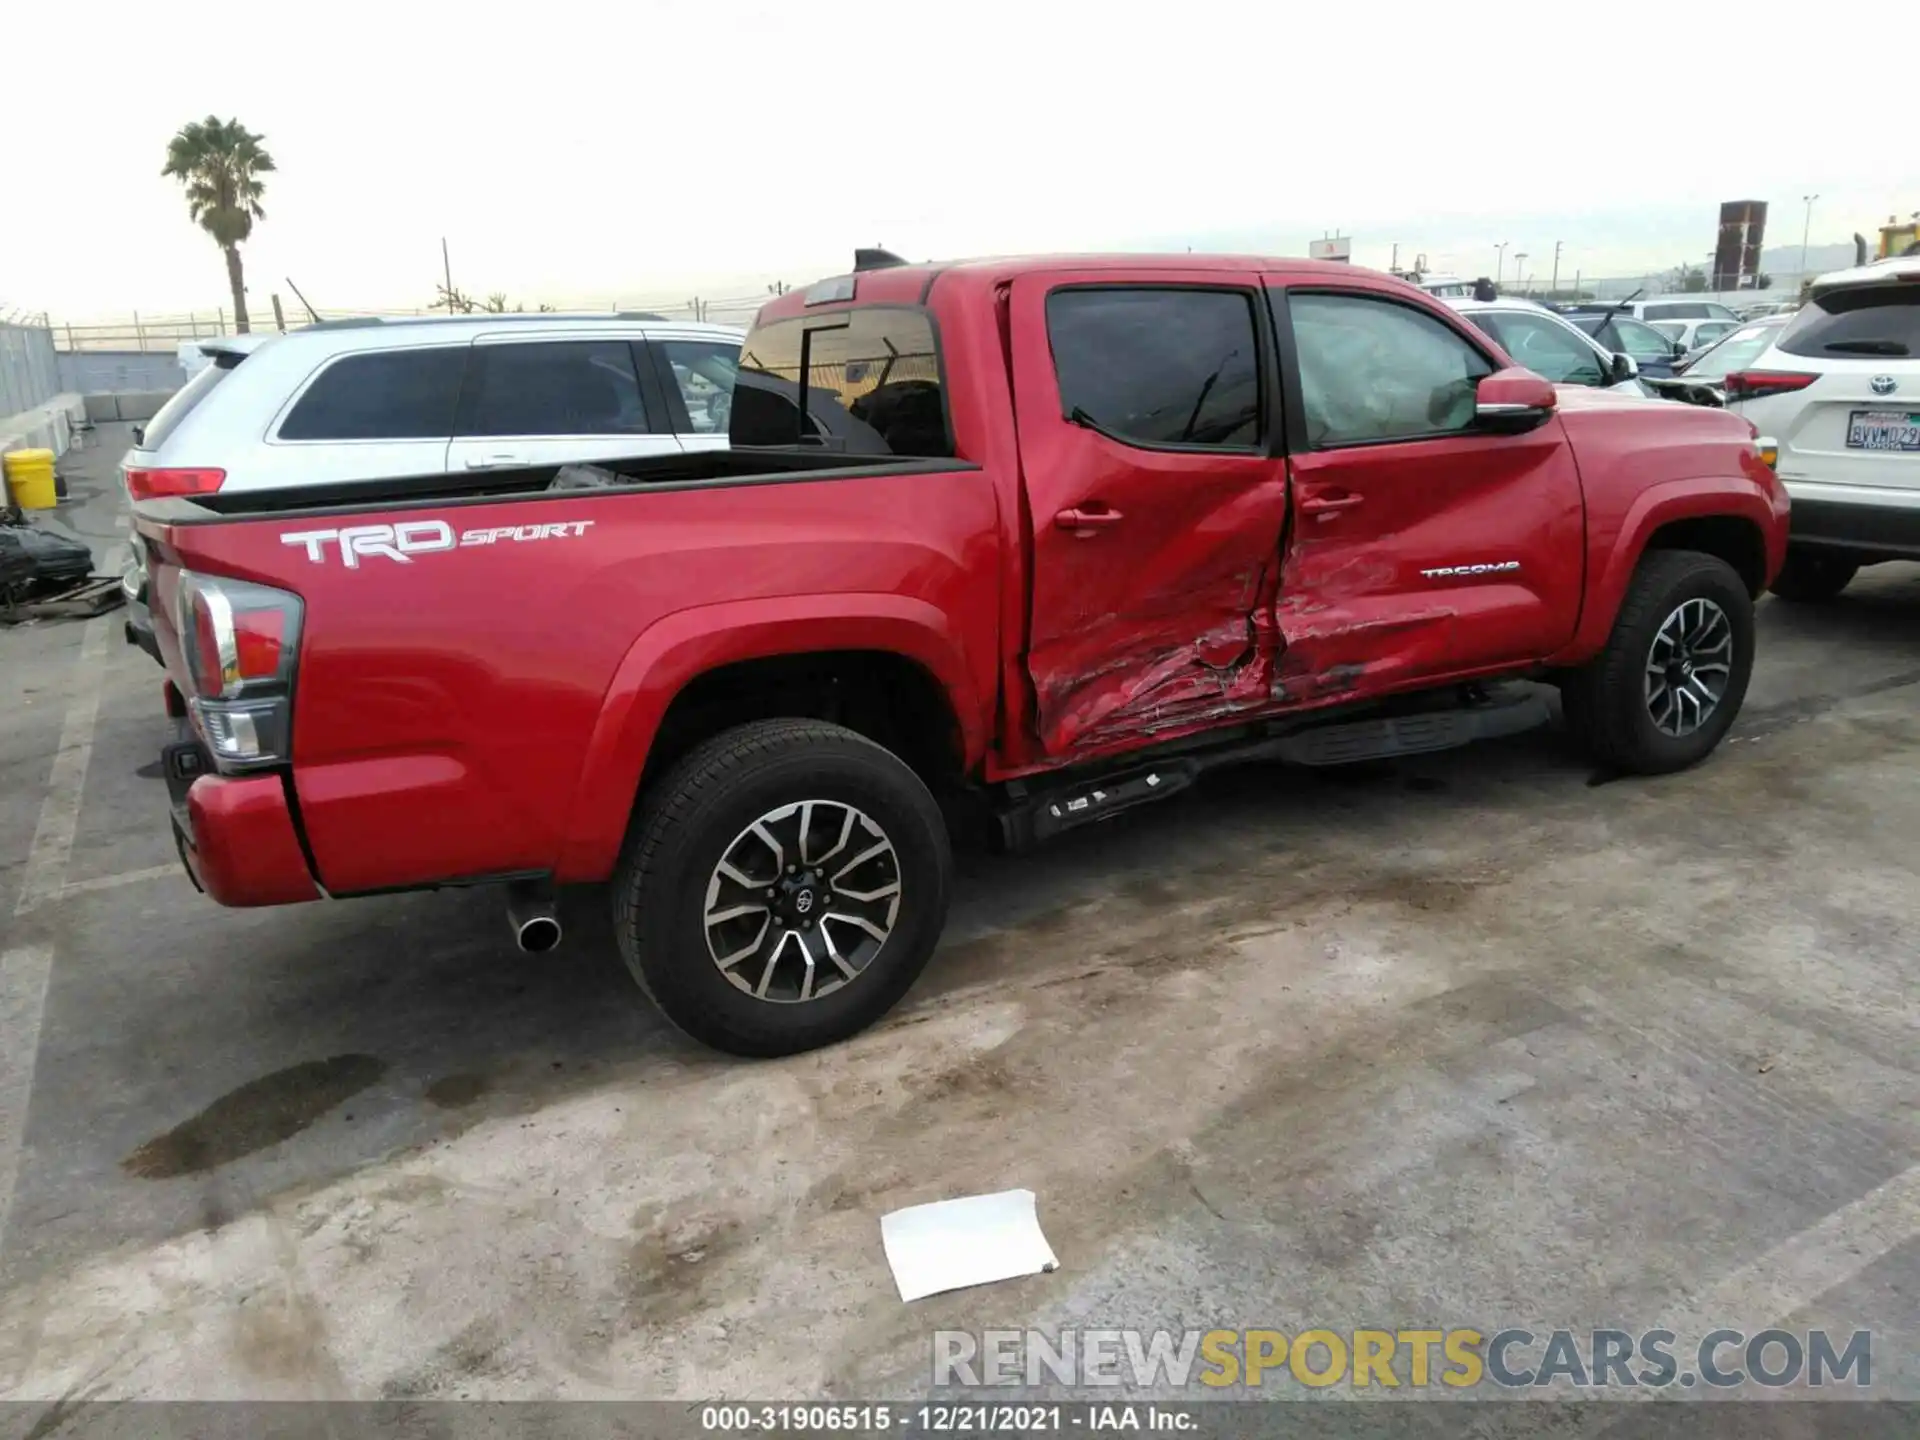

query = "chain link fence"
[50, 295, 776, 354]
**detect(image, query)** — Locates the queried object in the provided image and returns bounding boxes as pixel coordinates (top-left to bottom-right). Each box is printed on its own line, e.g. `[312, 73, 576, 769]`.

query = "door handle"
[1054, 505, 1125, 531]
[464, 454, 524, 470]
[1300, 491, 1364, 516]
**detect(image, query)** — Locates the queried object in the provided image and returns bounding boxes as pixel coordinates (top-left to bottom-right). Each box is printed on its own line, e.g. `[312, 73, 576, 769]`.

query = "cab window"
[1047, 288, 1261, 449]
[1288, 293, 1492, 446]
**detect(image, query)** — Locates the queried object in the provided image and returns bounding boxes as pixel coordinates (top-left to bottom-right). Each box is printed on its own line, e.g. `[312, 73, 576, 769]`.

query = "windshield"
[730, 307, 951, 455]
[1590, 317, 1678, 362]
[1683, 323, 1782, 380]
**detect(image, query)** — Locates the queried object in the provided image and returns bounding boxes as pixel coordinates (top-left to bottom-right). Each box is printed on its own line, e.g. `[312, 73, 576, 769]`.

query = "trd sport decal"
[281, 520, 594, 568]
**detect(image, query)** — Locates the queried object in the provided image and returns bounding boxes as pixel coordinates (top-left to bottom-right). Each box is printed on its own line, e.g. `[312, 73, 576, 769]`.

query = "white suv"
[1722, 257, 1920, 600]
[119, 313, 743, 646]
[124, 313, 743, 500]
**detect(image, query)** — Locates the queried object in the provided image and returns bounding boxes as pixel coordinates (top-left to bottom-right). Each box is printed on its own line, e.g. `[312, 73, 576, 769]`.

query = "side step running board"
[1268, 692, 1550, 767]
[1014, 760, 1202, 848]
[995, 685, 1552, 851]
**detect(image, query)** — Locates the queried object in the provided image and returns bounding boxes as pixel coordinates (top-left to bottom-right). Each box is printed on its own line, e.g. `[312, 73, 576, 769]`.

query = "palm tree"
[162, 117, 275, 333]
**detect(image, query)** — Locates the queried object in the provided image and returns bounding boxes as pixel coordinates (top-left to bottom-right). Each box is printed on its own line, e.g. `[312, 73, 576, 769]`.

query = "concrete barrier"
[80, 392, 176, 423]
[0, 394, 87, 460]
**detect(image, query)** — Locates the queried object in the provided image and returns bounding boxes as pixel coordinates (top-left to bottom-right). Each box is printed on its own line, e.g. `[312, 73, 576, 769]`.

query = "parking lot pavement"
[0, 446, 1915, 1402]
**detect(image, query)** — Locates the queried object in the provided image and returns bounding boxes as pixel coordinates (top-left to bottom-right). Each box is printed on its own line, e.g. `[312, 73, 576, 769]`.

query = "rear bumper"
[164, 740, 321, 906]
[1784, 485, 1920, 558]
[124, 597, 161, 664]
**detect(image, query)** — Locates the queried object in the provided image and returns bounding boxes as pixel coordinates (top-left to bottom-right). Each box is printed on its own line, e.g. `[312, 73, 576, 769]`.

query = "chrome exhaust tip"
[506, 884, 561, 953]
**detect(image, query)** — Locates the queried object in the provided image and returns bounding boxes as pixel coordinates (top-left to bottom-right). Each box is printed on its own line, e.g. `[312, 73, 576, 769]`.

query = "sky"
[6, 0, 1915, 323]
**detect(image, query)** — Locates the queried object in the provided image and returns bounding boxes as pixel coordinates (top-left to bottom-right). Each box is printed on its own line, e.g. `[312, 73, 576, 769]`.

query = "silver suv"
[120, 313, 743, 645]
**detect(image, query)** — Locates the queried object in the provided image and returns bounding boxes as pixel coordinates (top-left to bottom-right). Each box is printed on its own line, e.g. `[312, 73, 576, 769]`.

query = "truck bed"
[133, 445, 1002, 896]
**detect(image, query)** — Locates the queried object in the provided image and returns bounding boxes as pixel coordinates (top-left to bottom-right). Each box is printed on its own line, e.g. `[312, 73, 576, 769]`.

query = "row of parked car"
[1426, 260, 1920, 599]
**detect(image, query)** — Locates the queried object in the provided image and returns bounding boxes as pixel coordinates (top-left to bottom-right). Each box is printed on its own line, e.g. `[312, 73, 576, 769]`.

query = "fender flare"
[555, 593, 987, 881]
[1552, 475, 1784, 664]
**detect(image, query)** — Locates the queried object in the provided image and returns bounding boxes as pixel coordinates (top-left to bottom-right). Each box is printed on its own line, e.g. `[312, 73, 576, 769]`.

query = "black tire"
[613, 719, 951, 1057]
[1767, 547, 1858, 603]
[1560, 549, 1754, 775]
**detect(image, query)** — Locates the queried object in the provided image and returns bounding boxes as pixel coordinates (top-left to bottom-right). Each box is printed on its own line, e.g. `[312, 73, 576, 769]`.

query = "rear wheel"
[1767, 546, 1858, 603]
[613, 719, 951, 1057]
[1560, 549, 1754, 774]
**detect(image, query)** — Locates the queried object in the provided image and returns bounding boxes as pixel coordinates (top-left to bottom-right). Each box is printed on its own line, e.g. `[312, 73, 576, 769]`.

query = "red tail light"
[233, 607, 289, 679]
[125, 467, 226, 502]
[1723, 371, 1820, 403]
[175, 572, 303, 771]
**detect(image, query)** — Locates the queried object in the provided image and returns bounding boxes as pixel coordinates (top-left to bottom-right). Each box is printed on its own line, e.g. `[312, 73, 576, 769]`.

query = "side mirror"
[1609, 352, 1640, 383]
[1475, 367, 1557, 433]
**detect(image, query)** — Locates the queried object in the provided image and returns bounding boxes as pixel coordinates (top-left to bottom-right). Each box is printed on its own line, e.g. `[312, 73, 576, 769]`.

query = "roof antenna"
[286, 277, 322, 323]
[854, 246, 907, 272]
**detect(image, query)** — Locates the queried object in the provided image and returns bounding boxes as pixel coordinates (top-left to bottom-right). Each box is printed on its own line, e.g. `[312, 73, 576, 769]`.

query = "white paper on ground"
[880, 1188, 1059, 1302]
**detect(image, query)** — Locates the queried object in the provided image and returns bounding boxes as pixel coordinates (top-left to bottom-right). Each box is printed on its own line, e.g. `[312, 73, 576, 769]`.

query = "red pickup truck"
[135, 253, 1788, 1055]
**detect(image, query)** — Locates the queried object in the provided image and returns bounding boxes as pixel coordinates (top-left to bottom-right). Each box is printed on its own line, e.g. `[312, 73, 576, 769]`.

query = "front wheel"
[1767, 547, 1858, 603]
[613, 719, 952, 1057]
[1559, 549, 1754, 774]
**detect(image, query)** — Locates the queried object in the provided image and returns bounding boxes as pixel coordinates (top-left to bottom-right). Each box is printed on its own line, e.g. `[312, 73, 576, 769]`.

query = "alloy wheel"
[1645, 596, 1733, 737]
[701, 801, 902, 1004]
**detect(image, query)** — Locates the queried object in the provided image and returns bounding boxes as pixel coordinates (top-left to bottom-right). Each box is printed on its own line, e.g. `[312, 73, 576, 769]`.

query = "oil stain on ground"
[424, 1073, 490, 1109]
[122, 1055, 387, 1179]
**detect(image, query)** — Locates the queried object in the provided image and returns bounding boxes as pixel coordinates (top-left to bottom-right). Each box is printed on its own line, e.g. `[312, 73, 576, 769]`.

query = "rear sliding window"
[1776, 287, 1920, 359]
[140, 351, 242, 451]
[279, 347, 468, 441]
[730, 308, 951, 456]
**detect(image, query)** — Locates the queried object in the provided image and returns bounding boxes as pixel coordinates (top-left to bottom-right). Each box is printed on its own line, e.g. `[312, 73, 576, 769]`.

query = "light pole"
[1495, 242, 1509, 286]
[1514, 253, 1529, 294]
[1801, 195, 1819, 281]
[1550, 240, 1563, 298]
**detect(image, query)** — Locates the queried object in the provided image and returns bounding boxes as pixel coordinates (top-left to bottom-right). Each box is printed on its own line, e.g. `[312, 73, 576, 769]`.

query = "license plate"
[1846, 410, 1920, 452]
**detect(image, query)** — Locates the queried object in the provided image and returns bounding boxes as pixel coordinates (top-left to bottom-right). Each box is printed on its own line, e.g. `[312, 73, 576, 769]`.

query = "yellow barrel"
[3, 449, 57, 510]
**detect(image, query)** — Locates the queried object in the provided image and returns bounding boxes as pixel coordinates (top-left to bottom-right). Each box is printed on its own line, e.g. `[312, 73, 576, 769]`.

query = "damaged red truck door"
[1272, 283, 1588, 699]
[1012, 271, 1293, 753]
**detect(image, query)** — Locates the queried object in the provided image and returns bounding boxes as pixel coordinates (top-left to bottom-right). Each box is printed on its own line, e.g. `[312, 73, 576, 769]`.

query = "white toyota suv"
[1722, 257, 1920, 600]
[119, 312, 743, 649]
